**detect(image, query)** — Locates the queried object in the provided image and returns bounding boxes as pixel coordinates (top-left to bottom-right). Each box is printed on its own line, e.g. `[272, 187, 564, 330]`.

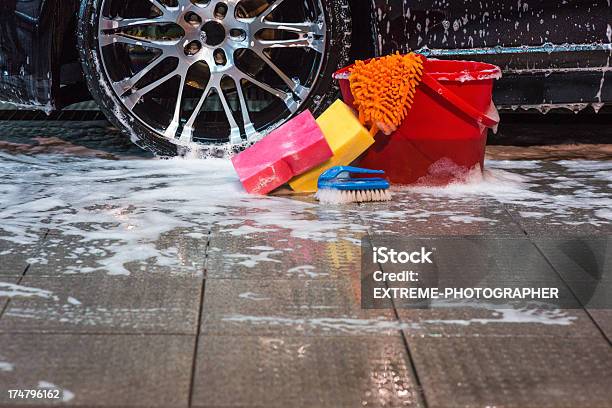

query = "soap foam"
[1, 152, 609, 275]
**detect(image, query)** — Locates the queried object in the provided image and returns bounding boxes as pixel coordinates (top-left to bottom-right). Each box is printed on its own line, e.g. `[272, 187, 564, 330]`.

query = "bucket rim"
[333, 57, 502, 82]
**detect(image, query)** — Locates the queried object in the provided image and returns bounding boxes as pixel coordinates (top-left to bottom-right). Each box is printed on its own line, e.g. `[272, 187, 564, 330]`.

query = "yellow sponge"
[289, 100, 374, 193]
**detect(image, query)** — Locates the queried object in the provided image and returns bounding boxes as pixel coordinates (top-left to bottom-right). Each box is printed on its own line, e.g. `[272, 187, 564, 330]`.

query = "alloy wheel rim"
[97, 0, 326, 145]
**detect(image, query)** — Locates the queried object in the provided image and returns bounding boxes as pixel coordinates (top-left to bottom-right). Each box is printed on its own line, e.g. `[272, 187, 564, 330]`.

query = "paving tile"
[398, 306, 601, 338]
[564, 281, 612, 308]
[206, 231, 362, 280]
[358, 197, 525, 236]
[205, 203, 368, 280]
[363, 236, 596, 337]
[0, 276, 21, 318]
[209, 198, 368, 242]
[409, 336, 612, 408]
[499, 161, 611, 237]
[454, 160, 612, 237]
[192, 335, 423, 408]
[368, 236, 564, 282]
[0, 275, 202, 334]
[28, 228, 208, 277]
[533, 237, 612, 283]
[201, 279, 397, 336]
[0, 238, 28, 276]
[588, 309, 612, 343]
[0, 233, 45, 276]
[506, 205, 612, 236]
[0, 334, 194, 407]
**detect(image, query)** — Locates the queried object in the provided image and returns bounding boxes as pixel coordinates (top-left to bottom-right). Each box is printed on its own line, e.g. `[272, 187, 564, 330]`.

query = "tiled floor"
[409, 336, 612, 408]
[192, 335, 423, 408]
[0, 275, 202, 334]
[0, 334, 194, 407]
[0, 125, 610, 407]
[2, 214, 610, 407]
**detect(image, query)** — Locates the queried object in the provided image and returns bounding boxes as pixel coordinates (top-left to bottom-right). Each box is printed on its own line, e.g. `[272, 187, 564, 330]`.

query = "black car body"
[365, 0, 611, 111]
[0, 0, 609, 150]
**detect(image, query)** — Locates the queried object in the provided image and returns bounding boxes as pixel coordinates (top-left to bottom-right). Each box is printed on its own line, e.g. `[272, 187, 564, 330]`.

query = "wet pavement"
[0, 120, 611, 407]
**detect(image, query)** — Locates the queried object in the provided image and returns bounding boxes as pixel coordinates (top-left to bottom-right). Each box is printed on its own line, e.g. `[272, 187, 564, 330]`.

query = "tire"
[78, 0, 352, 156]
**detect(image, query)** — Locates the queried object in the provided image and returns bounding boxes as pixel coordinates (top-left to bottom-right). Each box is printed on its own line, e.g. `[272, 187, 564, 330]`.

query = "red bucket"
[334, 58, 501, 185]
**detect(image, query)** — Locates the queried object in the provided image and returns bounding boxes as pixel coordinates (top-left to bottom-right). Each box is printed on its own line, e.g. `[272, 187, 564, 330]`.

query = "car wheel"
[78, 0, 351, 156]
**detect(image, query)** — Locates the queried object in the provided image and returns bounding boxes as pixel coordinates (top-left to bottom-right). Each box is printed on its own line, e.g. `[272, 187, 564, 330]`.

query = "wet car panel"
[370, 0, 611, 107]
[0, 0, 80, 110]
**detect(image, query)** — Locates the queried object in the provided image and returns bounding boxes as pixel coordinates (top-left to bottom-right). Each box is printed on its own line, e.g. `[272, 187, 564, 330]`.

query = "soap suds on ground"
[221, 304, 576, 334]
[1, 152, 610, 275]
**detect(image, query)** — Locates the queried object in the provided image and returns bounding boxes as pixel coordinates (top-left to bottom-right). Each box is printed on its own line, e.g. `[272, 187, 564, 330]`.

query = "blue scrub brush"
[316, 166, 392, 204]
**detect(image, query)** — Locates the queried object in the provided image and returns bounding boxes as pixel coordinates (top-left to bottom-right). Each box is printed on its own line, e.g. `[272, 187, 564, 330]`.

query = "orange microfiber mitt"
[349, 52, 424, 136]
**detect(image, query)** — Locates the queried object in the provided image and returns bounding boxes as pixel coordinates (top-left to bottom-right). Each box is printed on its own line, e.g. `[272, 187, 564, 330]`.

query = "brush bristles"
[316, 188, 392, 204]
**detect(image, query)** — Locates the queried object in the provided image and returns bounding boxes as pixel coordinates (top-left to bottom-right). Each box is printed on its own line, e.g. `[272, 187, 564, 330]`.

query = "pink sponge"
[232, 110, 332, 195]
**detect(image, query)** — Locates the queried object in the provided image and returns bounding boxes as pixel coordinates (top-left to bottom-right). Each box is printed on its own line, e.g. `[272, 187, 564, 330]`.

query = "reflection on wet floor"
[0, 120, 611, 407]
[0, 121, 610, 285]
[0, 121, 151, 159]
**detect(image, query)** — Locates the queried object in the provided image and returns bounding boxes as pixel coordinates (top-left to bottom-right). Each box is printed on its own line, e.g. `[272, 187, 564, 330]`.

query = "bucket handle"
[421, 73, 499, 128]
